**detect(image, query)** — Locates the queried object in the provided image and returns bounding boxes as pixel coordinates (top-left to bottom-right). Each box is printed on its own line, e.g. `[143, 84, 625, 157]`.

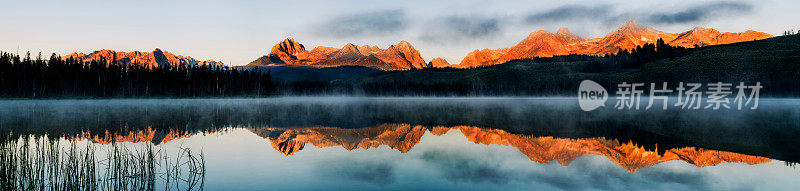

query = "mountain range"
[69, 128, 208, 145]
[63, 20, 773, 71]
[456, 20, 773, 68]
[63, 48, 225, 68]
[244, 21, 771, 70]
[246, 39, 427, 70]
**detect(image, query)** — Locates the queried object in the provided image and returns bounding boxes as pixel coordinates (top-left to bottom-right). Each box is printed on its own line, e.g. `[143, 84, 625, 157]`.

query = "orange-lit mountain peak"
[273, 139, 305, 156]
[610, 20, 659, 36]
[309, 46, 338, 54]
[555, 27, 584, 42]
[391, 40, 426, 69]
[670, 27, 723, 47]
[712, 30, 773, 45]
[597, 20, 677, 52]
[605, 21, 658, 39]
[556, 27, 572, 35]
[396, 40, 414, 49]
[429, 126, 452, 135]
[335, 43, 362, 56]
[358, 45, 380, 54]
[270, 38, 306, 55]
[618, 20, 647, 30]
[427, 57, 451, 68]
[458, 48, 510, 68]
[604, 20, 655, 39]
[528, 30, 553, 37]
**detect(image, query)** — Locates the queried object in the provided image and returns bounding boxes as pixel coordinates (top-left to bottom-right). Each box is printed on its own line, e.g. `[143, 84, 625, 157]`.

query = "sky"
[1, 0, 798, 66]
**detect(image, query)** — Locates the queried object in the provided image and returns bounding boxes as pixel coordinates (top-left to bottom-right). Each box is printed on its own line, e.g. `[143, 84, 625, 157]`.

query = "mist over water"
[2, 97, 798, 157]
[1, 97, 799, 190]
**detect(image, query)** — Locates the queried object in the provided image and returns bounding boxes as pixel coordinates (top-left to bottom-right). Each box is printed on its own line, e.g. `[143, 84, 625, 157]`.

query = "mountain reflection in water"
[63, 124, 772, 172]
[249, 124, 773, 172]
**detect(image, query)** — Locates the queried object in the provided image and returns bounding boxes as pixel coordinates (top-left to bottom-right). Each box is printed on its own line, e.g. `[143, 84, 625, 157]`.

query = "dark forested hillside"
[0, 52, 275, 98]
[235, 65, 384, 82]
[356, 35, 800, 96]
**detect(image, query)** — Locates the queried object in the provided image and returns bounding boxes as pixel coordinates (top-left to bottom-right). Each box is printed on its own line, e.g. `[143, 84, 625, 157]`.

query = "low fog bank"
[0, 97, 798, 161]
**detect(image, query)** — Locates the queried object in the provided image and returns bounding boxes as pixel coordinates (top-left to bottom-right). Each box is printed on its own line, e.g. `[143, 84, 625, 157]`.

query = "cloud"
[313, 9, 407, 37]
[525, 4, 612, 24]
[419, 15, 502, 44]
[420, 150, 509, 184]
[524, 2, 754, 26]
[316, 160, 395, 184]
[418, 149, 721, 190]
[442, 16, 501, 37]
[646, 1, 753, 24]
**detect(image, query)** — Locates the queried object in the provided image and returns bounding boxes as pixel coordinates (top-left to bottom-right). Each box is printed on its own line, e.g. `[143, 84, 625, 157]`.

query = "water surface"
[1, 97, 798, 190]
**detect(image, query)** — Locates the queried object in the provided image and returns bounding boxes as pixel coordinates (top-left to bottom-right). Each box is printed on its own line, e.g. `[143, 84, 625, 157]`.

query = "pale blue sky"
[1, 0, 797, 66]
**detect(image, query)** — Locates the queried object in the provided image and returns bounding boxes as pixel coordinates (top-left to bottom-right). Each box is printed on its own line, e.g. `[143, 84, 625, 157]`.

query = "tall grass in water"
[0, 134, 205, 191]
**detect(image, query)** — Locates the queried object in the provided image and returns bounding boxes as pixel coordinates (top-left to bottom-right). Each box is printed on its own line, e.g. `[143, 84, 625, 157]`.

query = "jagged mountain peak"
[427, 57, 451, 68]
[686, 26, 720, 34]
[671, 27, 723, 47]
[270, 38, 306, 55]
[527, 30, 553, 38]
[523, 29, 585, 43]
[337, 43, 362, 56]
[396, 40, 414, 49]
[555, 27, 584, 41]
[621, 20, 643, 28]
[556, 27, 573, 35]
[609, 20, 660, 36]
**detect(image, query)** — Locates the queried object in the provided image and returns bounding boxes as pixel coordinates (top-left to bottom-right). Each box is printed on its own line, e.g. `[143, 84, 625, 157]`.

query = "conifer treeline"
[608, 38, 692, 69]
[0, 52, 275, 98]
[509, 38, 693, 72]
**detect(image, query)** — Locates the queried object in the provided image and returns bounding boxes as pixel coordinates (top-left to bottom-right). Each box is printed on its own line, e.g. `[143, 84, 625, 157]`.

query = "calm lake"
[1, 97, 799, 190]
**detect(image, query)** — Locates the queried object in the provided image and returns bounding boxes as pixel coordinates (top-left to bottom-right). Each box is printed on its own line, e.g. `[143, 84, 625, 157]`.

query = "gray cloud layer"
[646, 1, 752, 24]
[310, 1, 756, 47]
[440, 16, 501, 38]
[314, 9, 407, 37]
[525, 4, 612, 23]
[419, 15, 503, 44]
[524, 1, 754, 25]
[420, 150, 509, 184]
